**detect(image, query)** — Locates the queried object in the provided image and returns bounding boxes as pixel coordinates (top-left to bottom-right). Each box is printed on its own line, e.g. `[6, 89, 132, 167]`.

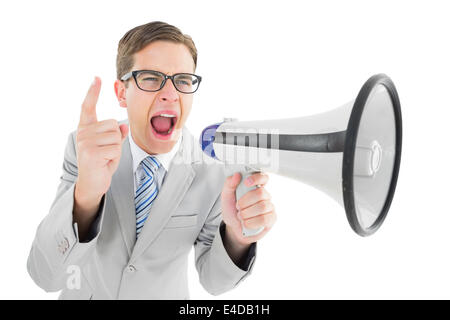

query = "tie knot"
[141, 156, 160, 176]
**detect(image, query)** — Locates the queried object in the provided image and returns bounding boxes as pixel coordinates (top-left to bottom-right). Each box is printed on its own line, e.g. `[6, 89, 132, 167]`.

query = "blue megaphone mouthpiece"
[199, 122, 223, 160]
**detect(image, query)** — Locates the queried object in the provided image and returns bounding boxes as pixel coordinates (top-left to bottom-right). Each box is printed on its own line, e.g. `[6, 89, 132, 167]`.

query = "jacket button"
[58, 237, 70, 254]
[127, 265, 136, 273]
[63, 237, 69, 249]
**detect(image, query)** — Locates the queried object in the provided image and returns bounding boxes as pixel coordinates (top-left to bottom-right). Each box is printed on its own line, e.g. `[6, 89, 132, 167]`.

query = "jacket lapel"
[130, 127, 198, 261]
[110, 135, 136, 257]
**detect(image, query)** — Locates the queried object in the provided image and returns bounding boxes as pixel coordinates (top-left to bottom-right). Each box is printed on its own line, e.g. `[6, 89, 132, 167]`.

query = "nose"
[158, 78, 179, 103]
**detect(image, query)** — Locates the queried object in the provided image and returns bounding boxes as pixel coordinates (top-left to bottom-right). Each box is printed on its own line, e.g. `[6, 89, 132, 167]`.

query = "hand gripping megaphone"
[199, 74, 402, 237]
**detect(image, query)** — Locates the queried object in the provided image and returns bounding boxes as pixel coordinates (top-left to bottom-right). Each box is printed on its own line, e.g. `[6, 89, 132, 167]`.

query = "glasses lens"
[173, 74, 200, 93]
[135, 71, 164, 91]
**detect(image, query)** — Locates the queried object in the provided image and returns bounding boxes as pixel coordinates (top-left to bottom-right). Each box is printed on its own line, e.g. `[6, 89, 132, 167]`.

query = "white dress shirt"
[128, 128, 182, 193]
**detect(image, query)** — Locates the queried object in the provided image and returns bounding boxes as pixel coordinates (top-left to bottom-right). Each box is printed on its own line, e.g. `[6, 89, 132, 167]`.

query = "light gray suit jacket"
[27, 124, 256, 299]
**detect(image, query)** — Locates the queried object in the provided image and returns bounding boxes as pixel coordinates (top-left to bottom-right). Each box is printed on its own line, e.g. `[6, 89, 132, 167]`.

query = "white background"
[0, 0, 449, 299]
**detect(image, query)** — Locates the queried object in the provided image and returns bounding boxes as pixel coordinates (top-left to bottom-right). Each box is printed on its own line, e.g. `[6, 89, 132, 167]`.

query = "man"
[27, 21, 277, 299]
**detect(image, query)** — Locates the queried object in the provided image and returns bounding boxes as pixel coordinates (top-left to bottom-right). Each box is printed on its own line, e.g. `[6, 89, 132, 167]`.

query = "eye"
[175, 75, 194, 86]
[175, 79, 191, 86]
[137, 71, 163, 83]
[142, 76, 160, 82]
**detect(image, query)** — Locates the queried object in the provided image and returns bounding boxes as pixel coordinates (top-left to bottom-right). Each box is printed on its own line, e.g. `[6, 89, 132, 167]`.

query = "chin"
[145, 126, 181, 155]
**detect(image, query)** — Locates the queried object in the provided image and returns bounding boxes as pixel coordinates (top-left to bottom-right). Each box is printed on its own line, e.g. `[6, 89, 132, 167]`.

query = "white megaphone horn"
[199, 74, 402, 237]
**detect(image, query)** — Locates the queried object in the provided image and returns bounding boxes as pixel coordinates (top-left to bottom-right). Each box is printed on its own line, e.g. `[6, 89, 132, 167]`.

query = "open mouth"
[150, 113, 178, 139]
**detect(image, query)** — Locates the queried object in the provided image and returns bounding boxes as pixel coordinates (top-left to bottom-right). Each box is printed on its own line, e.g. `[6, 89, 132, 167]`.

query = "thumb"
[221, 172, 242, 210]
[119, 124, 129, 142]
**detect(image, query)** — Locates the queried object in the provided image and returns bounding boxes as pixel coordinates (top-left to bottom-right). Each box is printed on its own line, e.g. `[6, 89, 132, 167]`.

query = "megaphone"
[200, 74, 402, 237]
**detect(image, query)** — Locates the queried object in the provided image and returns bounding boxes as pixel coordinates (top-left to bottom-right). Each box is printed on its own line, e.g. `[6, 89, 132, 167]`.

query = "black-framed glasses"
[120, 70, 202, 94]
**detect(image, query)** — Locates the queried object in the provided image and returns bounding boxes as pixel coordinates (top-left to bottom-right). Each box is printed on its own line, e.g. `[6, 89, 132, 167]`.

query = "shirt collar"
[128, 128, 182, 174]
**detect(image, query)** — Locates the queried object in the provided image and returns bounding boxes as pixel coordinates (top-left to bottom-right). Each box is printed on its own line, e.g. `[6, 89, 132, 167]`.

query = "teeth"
[159, 113, 176, 118]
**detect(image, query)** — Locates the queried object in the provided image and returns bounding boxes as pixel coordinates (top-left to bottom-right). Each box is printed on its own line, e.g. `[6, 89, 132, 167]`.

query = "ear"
[114, 79, 128, 108]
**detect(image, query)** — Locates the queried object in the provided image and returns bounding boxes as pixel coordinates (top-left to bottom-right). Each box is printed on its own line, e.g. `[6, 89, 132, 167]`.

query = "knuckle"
[255, 187, 264, 198]
[262, 200, 271, 212]
[255, 173, 264, 182]
[239, 208, 248, 219]
[258, 201, 267, 212]
[108, 119, 119, 128]
[106, 131, 119, 143]
[260, 215, 267, 225]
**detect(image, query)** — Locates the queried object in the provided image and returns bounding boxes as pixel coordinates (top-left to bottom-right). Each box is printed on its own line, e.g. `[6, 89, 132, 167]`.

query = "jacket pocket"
[165, 214, 198, 229]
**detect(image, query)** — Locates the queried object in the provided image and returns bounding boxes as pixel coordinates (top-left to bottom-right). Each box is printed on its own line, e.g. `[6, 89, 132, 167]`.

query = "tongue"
[151, 116, 172, 133]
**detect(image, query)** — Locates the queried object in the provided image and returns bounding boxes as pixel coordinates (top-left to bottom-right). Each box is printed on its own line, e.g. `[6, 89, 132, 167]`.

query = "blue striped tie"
[135, 156, 161, 239]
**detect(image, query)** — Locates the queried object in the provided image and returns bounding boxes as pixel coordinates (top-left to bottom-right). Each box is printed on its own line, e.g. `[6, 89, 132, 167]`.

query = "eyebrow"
[138, 69, 193, 75]
[139, 70, 163, 75]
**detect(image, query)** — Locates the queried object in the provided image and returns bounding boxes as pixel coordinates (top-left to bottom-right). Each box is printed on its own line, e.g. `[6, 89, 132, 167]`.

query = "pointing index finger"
[79, 76, 101, 126]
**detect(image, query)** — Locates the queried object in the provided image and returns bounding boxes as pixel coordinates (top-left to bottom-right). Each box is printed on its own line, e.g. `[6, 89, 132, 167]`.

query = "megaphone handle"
[236, 170, 265, 237]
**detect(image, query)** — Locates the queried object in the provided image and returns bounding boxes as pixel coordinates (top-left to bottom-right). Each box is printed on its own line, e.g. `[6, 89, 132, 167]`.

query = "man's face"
[115, 40, 195, 155]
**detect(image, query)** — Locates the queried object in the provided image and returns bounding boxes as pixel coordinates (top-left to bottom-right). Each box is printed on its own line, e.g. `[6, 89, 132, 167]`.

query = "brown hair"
[116, 21, 197, 83]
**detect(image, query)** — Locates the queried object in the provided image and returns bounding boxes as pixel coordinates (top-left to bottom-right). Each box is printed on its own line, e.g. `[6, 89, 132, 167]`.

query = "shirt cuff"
[72, 195, 105, 243]
[220, 220, 257, 271]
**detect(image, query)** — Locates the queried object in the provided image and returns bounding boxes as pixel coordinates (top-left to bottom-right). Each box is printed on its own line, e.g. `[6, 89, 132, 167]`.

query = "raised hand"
[74, 77, 128, 239]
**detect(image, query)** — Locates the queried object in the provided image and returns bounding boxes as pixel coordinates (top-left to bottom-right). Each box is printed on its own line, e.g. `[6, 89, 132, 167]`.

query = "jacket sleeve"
[194, 192, 257, 296]
[26, 131, 106, 292]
